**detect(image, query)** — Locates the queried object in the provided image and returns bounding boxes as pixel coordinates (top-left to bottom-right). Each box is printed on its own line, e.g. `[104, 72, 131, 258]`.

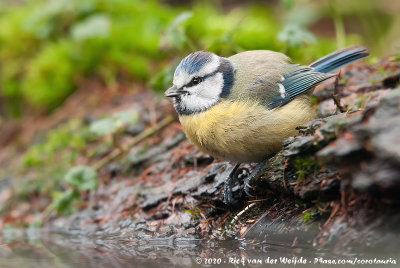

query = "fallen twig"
[282, 158, 288, 190]
[230, 202, 257, 226]
[323, 202, 340, 227]
[291, 236, 298, 248]
[93, 115, 174, 171]
[332, 71, 346, 113]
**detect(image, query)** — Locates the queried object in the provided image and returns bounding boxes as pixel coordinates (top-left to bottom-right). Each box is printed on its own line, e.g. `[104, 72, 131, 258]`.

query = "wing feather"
[228, 51, 334, 110]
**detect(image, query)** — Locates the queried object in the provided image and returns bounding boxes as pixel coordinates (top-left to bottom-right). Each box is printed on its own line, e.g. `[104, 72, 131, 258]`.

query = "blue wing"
[268, 46, 369, 109]
[268, 66, 334, 109]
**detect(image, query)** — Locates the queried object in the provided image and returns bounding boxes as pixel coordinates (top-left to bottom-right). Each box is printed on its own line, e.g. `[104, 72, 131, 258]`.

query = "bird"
[165, 45, 369, 205]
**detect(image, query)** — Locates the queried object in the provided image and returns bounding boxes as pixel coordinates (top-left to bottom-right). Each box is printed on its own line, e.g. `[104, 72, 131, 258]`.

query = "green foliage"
[71, 14, 111, 41]
[64, 166, 98, 190]
[51, 189, 79, 215]
[159, 11, 193, 51]
[21, 40, 75, 110]
[150, 62, 178, 93]
[17, 119, 94, 204]
[293, 155, 320, 180]
[18, 118, 104, 216]
[90, 109, 138, 136]
[22, 119, 91, 168]
[278, 24, 316, 48]
[18, 108, 139, 213]
[0, 0, 174, 114]
[0, 0, 395, 116]
[281, 0, 295, 11]
[51, 165, 98, 215]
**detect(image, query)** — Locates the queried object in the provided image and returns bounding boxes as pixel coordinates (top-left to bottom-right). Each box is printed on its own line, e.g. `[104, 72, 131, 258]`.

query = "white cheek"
[196, 72, 223, 99]
[180, 73, 223, 112]
[180, 95, 210, 112]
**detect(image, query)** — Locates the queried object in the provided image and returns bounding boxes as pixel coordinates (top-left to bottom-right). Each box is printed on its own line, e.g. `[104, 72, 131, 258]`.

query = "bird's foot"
[243, 159, 267, 197]
[223, 160, 266, 207]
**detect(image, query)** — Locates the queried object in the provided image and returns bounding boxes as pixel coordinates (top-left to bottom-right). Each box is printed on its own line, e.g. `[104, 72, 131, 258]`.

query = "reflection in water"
[0, 228, 397, 268]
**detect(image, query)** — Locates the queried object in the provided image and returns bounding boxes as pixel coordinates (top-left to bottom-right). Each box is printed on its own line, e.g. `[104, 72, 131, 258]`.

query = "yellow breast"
[179, 97, 315, 163]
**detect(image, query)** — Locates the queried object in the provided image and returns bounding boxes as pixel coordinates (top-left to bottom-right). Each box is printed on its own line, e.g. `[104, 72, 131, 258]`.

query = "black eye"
[189, 76, 202, 86]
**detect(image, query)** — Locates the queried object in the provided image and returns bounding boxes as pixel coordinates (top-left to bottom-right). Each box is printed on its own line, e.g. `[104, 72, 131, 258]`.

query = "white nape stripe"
[196, 54, 219, 77]
[278, 83, 286, 98]
[280, 75, 285, 82]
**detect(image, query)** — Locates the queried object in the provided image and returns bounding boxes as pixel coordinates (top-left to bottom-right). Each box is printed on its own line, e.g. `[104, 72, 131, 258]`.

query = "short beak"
[165, 86, 184, 98]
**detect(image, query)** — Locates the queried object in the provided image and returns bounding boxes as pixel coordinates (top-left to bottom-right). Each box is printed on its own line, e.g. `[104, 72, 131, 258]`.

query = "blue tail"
[310, 45, 369, 73]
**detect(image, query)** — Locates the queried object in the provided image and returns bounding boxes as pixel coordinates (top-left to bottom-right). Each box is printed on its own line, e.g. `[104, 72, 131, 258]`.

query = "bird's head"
[165, 51, 235, 115]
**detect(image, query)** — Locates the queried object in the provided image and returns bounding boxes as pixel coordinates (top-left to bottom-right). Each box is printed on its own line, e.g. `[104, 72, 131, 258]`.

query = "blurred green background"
[0, 0, 399, 118]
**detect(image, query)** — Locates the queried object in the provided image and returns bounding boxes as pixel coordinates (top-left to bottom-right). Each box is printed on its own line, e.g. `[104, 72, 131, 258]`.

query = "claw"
[236, 168, 249, 181]
[244, 182, 255, 197]
[242, 159, 268, 198]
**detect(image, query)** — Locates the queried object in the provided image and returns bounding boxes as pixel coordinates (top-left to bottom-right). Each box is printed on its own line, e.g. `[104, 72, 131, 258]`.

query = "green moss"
[302, 210, 312, 221]
[183, 202, 202, 221]
[301, 208, 320, 222]
[293, 155, 320, 180]
[377, 66, 388, 76]
[354, 94, 370, 109]
[340, 76, 349, 84]
[310, 96, 318, 106]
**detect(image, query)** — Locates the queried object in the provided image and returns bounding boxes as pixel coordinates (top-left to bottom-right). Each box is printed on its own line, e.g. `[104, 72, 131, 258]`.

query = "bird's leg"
[244, 159, 267, 197]
[223, 163, 241, 206]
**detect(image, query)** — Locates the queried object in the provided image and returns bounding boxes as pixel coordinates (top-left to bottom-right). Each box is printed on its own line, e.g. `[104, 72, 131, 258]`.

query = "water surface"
[0, 228, 397, 268]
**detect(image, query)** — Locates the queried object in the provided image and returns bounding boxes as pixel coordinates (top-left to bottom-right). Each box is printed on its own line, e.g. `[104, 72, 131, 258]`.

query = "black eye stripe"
[183, 70, 219, 88]
[190, 76, 202, 86]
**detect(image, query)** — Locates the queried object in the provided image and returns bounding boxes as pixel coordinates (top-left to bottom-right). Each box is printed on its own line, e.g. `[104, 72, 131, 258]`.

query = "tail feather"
[310, 45, 369, 73]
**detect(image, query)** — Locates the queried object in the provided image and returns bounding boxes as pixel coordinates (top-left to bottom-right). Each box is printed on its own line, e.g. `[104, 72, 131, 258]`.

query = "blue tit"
[165, 46, 368, 204]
